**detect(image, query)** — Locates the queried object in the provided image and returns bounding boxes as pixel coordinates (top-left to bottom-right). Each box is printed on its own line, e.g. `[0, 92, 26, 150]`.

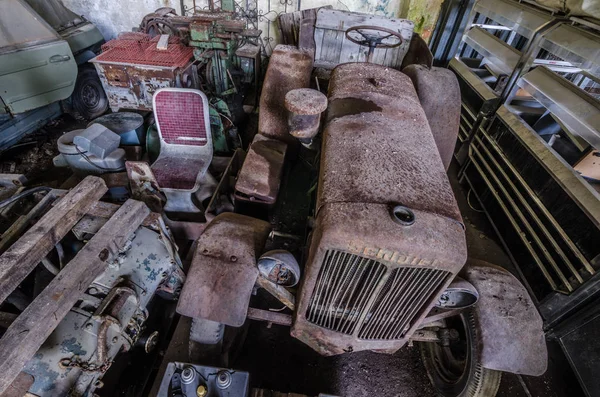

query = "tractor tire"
[419, 310, 502, 397]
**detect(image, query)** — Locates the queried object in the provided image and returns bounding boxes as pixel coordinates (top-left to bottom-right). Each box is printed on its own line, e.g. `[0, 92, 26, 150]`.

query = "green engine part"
[209, 104, 229, 153]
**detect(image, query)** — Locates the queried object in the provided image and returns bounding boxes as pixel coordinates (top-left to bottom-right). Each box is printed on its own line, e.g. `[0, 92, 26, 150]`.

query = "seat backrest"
[153, 88, 213, 153]
[152, 88, 213, 191]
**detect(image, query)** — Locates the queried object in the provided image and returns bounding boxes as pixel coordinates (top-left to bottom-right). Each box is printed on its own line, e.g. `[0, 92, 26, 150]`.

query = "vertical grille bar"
[358, 267, 450, 340]
[306, 250, 451, 340]
[306, 250, 386, 335]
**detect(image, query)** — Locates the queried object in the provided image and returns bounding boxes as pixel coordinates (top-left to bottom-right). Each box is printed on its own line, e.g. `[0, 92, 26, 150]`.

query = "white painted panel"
[61, 0, 182, 40]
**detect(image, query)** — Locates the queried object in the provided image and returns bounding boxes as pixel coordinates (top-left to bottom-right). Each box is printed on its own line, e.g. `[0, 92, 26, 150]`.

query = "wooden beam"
[0, 372, 34, 397]
[0, 191, 61, 254]
[0, 199, 149, 394]
[0, 176, 108, 304]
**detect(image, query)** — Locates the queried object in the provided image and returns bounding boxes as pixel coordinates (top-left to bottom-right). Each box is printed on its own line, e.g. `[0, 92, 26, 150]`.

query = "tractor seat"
[151, 88, 213, 212]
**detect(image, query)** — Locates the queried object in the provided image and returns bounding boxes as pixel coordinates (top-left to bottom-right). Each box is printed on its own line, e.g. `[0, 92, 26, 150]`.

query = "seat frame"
[152, 88, 213, 213]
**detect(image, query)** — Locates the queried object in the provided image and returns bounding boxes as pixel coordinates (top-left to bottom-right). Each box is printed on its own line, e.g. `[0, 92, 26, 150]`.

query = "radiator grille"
[306, 250, 450, 340]
[306, 250, 386, 335]
[358, 267, 449, 340]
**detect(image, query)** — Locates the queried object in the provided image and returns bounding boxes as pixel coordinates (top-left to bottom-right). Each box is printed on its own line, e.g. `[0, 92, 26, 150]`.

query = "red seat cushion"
[152, 157, 207, 190]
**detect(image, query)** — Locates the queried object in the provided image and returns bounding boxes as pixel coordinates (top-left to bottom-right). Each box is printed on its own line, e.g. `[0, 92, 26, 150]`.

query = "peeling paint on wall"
[407, 0, 443, 41]
[61, 0, 441, 47]
[61, 0, 182, 40]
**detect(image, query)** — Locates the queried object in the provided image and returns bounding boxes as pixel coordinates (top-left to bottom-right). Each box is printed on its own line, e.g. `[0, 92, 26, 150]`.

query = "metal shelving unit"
[449, 0, 557, 163]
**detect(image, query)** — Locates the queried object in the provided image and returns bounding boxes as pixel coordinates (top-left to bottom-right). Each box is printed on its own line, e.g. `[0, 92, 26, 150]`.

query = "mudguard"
[176, 213, 270, 327]
[402, 64, 460, 171]
[461, 259, 547, 376]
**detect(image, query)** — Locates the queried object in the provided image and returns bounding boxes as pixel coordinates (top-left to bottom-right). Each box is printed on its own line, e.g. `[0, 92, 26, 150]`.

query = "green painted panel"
[0, 40, 77, 114]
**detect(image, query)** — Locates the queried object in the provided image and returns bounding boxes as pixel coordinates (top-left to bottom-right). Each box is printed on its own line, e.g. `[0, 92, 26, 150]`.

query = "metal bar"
[469, 147, 563, 291]
[256, 276, 295, 311]
[477, 127, 591, 278]
[247, 307, 292, 326]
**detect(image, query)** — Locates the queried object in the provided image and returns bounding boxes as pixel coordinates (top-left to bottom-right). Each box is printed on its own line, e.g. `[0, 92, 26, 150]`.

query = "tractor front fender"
[461, 259, 547, 376]
[176, 213, 270, 327]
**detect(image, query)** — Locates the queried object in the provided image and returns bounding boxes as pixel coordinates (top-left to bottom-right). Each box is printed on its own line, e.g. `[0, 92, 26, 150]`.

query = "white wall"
[182, 0, 410, 53]
[62, 0, 183, 40]
[61, 0, 441, 48]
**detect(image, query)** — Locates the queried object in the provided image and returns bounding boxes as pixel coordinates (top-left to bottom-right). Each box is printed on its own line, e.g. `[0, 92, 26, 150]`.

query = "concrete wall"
[61, 0, 442, 46]
[62, 0, 183, 40]
[182, 0, 413, 53]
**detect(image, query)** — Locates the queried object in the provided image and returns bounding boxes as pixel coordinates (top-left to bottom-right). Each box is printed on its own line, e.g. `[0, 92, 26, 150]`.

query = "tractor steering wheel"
[345, 25, 403, 63]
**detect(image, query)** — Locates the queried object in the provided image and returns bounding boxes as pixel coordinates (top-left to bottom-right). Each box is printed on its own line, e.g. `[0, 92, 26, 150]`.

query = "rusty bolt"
[285, 88, 328, 144]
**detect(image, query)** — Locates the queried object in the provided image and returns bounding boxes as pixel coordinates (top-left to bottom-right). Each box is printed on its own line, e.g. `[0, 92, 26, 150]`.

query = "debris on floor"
[0, 0, 594, 396]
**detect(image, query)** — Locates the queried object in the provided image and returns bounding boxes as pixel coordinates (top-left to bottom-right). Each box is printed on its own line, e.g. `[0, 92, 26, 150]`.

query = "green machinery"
[189, 10, 261, 98]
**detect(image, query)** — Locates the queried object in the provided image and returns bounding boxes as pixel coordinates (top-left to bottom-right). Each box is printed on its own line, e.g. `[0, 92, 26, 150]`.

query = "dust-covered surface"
[6, 112, 585, 397]
[236, 320, 436, 397]
[0, 115, 86, 186]
[230, 163, 585, 397]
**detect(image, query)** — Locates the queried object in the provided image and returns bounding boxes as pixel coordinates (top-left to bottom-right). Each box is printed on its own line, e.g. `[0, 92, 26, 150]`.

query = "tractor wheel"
[419, 310, 502, 397]
[72, 67, 108, 120]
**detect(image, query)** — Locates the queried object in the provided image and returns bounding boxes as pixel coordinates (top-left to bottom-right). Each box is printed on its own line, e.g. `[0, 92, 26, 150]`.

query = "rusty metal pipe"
[97, 316, 120, 365]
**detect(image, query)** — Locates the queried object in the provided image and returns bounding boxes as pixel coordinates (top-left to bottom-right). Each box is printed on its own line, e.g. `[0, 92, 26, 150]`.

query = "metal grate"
[358, 267, 449, 340]
[155, 90, 208, 146]
[96, 33, 193, 68]
[306, 250, 386, 335]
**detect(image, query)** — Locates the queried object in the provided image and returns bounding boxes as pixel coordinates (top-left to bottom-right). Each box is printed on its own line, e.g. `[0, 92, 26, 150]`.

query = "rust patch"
[292, 62, 466, 356]
[235, 134, 287, 205]
[403, 64, 460, 170]
[325, 98, 383, 121]
[176, 213, 270, 326]
[258, 45, 313, 144]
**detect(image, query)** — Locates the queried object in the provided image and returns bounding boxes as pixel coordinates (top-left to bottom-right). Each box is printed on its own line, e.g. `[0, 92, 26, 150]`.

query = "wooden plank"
[339, 33, 362, 63]
[0, 191, 63, 254]
[277, 6, 331, 46]
[314, 8, 415, 69]
[0, 199, 149, 394]
[313, 26, 326, 61]
[156, 34, 170, 50]
[320, 29, 344, 63]
[0, 176, 107, 304]
[278, 11, 297, 44]
[0, 372, 34, 397]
